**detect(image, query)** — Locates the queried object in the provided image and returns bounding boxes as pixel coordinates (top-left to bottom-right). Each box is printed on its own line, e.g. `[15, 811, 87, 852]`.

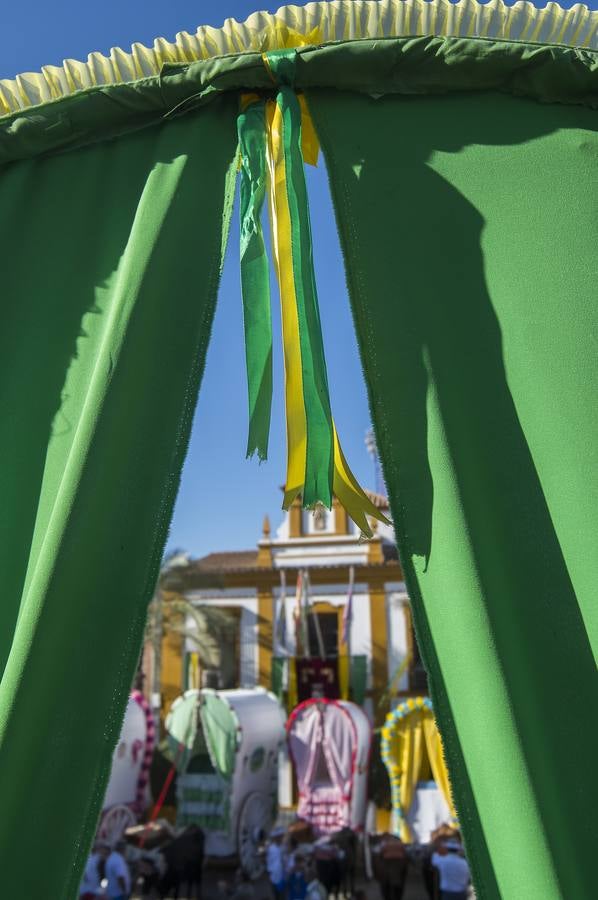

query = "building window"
[307, 611, 339, 658]
[184, 606, 241, 691]
[409, 623, 429, 693]
[402, 603, 429, 694]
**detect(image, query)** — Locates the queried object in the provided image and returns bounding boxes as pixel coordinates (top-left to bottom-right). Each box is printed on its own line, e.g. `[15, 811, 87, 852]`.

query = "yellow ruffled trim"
[1, 0, 597, 117]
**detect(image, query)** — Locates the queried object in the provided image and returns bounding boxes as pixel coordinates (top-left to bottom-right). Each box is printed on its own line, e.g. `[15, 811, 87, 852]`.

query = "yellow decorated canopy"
[381, 697, 457, 842]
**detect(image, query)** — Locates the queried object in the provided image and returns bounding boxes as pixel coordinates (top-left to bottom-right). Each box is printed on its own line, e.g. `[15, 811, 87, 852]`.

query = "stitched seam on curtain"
[63, 144, 237, 900]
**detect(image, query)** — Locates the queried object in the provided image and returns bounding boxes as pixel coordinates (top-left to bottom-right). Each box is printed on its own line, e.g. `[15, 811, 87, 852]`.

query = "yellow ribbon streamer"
[266, 97, 309, 510]
[265, 95, 390, 538]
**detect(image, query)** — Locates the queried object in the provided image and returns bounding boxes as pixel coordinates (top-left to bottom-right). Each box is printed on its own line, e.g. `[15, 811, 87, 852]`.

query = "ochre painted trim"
[289, 499, 302, 538]
[368, 535, 384, 564]
[369, 583, 389, 725]
[183, 560, 402, 592]
[333, 496, 349, 535]
[257, 587, 274, 688]
[257, 541, 273, 566]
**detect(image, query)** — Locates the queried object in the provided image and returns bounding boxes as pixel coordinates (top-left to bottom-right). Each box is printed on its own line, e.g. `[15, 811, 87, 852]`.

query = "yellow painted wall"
[369, 584, 390, 725]
[257, 588, 274, 687]
[153, 598, 185, 722]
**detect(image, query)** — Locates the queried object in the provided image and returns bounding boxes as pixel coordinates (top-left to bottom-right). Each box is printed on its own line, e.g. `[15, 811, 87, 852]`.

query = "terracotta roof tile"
[191, 550, 259, 572]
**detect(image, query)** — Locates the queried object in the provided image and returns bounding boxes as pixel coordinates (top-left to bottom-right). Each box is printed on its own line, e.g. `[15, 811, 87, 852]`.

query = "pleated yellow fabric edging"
[2, 0, 598, 116]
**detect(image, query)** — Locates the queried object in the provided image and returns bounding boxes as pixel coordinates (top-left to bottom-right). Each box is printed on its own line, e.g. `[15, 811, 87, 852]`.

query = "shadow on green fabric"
[0, 143, 164, 680]
[0, 97, 238, 898]
[310, 88, 598, 900]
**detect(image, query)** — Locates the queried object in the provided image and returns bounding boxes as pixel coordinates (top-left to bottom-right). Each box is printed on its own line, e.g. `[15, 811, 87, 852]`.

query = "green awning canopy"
[199, 693, 238, 782]
[165, 690, 238, 780]
[0, 3, 596, 897]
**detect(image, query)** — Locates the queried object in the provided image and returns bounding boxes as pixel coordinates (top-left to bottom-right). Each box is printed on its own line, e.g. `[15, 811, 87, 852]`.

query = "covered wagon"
[165, 687, 285, 877]
[287, 698, 372, 835]
[380, 697, 457, 844]
[98, 690, 155, 845]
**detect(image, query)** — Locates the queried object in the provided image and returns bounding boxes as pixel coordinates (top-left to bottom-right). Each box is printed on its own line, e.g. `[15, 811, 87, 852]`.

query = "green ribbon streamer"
[269, 50, 335, 509]
[238, 50, 335, 506]
[238, 99, 272, 461]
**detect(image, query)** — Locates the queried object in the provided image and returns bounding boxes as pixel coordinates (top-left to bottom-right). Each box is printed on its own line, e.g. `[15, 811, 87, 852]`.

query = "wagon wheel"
[98, 804, 136, 845]
[363, 800, 377, 880]
[237, 791, 272, 879]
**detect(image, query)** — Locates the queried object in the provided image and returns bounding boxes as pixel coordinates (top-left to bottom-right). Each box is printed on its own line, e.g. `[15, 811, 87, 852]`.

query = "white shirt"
[105, 851, 131, 898]
[432, 851, 471, 892]
[79, 853, 102, 895]
[266, 842, 285, 885]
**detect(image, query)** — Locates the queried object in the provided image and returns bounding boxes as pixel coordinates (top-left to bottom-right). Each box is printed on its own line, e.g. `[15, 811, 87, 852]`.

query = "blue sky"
[1, 1, 595, 557]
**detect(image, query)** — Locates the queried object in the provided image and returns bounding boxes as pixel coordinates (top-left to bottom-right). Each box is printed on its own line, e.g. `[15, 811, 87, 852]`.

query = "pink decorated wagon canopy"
[287, 699, 371, 833]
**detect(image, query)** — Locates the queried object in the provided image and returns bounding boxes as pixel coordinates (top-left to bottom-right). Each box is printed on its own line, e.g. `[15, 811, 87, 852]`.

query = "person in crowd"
[267, 827, 287, 899]
[305, 863, 327, 900]
[287, 848, 309, 900]
[432, 840, 471, 900]
[374, 833, 408, 900]
[284, 835, 298, 877]
[313, 837, 342, 897]
[79, 843, 108, 899]
[105, 841, 131, 900]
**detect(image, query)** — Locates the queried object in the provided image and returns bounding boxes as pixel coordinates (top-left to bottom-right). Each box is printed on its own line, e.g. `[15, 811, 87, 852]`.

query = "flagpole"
[276, 568, 287, 656]
[303, 567, 312, 658]
[343, 564, 355, 661]
[308, 568, 326, 658]
[295, 568, 305, 657]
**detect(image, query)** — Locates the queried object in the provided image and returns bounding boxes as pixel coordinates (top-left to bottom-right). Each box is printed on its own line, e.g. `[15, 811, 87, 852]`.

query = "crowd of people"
[217, 829, 334, 900]
[260, 822, 472, 900]
[265, 829, 329, 900]
[79, 824, 472, 900]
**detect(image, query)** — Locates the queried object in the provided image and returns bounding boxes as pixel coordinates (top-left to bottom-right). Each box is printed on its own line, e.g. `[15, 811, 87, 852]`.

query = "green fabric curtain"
[0, 97, 237, 898]
[0, 31, 597, 900]
[308, 88, 597, 900]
